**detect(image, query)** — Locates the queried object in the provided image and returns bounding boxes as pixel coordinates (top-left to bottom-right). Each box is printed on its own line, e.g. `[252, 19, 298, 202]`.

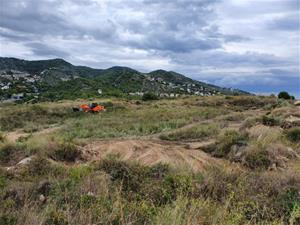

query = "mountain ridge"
[0, 57, 251, 101]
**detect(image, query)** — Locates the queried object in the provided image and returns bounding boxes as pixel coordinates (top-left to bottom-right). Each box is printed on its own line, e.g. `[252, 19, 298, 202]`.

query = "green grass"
[59, 102, 227, 140]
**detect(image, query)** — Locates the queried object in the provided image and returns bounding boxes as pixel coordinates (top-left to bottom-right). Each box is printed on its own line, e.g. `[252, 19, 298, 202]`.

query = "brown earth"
[81, 138, 223, 171]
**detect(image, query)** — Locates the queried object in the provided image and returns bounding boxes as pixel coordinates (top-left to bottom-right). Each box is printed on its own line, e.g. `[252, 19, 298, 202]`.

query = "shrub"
[49, 143, 81, 162]
[262, 115, 282, 126]
[213, 130, 248, 157]
[98, 158, 149, 192]
[198, 166, 243, 202]
[0, 143, 26, 166]
[278, 91, 295, 100]
[26, 156, 52, 176]
[285, 127, 300, 142]
[244, 149, 271, 169]
[142, 93, 158, 101]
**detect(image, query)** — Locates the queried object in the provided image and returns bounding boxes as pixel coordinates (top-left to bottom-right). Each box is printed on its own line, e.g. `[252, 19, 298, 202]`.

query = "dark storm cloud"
[26, 42, 69, 58]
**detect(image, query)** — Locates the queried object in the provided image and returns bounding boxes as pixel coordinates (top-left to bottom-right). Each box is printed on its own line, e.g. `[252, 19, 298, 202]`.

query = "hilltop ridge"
[0, 57, 250, 101]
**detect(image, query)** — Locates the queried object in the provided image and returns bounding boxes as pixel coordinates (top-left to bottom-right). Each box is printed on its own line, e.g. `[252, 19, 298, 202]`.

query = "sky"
[0, 0, 299, 97]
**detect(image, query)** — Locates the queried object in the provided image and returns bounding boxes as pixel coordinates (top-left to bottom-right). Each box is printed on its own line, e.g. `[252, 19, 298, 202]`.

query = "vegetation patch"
[0, 143, 27, 166]
[243, 149, 271, 169]
[285, 127, 300, 143]
[262, 115, 282, 126]
[209, 130, 248, 158]
[160, 123, 219, 141]
[48, 142, 81, 162]
[142, 92, 159, 101]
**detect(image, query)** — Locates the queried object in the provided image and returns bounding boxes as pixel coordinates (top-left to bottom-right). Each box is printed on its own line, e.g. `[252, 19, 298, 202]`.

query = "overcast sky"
[0, 0, 299, 96]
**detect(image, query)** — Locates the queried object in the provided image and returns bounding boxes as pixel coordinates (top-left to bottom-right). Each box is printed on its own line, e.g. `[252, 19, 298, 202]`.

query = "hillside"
[0, 57, 249, 102]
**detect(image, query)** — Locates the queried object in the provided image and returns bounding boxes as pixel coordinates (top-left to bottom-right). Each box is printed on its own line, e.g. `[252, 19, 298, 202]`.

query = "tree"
[142, 92, 158, 101]
[278, 91, 294, 100]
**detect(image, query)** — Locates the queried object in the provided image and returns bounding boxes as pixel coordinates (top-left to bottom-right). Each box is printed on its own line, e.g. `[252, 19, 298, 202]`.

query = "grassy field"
[0, 96, 299, 225]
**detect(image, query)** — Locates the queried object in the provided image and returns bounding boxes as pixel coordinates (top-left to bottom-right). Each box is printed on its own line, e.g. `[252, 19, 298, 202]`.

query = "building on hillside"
[11, 93, 24, 101]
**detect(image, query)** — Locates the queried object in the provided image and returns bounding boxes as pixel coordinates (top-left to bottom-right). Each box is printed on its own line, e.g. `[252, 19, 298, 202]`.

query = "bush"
[142, 93, 158, 101]
[0, 143, 26, 166]
[213, 130, 248, 157]
[285, 127, 300, 142]
[98, 157, 150, 192]
[278, 91, 295, 100]
[244, 150, 271, 169]
[49, 143, 81, 162]
[26, 156, 52, 176]
[262, 115, 282, 126]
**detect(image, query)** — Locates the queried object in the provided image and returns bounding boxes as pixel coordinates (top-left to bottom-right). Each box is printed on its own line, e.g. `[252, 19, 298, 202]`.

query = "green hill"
[0, 57, 250, 101]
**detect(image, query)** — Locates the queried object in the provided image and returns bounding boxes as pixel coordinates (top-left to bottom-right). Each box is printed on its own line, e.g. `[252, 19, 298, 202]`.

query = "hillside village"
[0, 69, 219, 102]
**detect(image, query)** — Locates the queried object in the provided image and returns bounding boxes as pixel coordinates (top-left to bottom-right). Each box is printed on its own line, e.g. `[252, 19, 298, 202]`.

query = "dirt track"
[5, 125, 60, 142]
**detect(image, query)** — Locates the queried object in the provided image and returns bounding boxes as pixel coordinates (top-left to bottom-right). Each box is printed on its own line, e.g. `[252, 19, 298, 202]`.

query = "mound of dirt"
[82, 139, 221, 171]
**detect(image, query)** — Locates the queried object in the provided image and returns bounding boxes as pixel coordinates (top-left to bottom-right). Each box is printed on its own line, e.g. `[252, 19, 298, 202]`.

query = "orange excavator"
[73, 103, 105, 113]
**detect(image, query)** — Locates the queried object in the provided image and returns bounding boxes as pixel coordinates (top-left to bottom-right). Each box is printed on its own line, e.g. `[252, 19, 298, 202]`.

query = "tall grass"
[159, 123, 219, 141]
[1, 158, 299, 225]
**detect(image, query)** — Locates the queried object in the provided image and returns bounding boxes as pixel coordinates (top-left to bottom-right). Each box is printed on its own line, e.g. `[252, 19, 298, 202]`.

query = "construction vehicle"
[73, 103, 105, 113]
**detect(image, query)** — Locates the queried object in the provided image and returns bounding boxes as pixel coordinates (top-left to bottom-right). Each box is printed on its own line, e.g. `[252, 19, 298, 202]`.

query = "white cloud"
[0, 0, 299, 96]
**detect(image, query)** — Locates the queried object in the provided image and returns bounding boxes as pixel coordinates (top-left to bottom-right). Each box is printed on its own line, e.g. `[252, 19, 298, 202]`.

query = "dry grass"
[1, 96, 300, 224]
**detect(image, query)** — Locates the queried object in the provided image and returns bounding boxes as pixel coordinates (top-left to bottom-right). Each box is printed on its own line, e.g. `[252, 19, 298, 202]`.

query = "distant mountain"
[0, 57, 250, 101]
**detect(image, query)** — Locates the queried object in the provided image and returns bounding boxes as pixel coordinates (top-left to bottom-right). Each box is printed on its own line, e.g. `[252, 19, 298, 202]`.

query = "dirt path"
[5, 125, 61, 142]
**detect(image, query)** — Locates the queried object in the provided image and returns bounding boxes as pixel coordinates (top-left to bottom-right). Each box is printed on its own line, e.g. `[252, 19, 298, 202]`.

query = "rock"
[269, 163, 277, 171]
[294, 101, 300, 106]
[39, 194, 46, 203]
[282, 116, 300, 128]
[87, 191, 95, 196]
[16, 156, 33, 166]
